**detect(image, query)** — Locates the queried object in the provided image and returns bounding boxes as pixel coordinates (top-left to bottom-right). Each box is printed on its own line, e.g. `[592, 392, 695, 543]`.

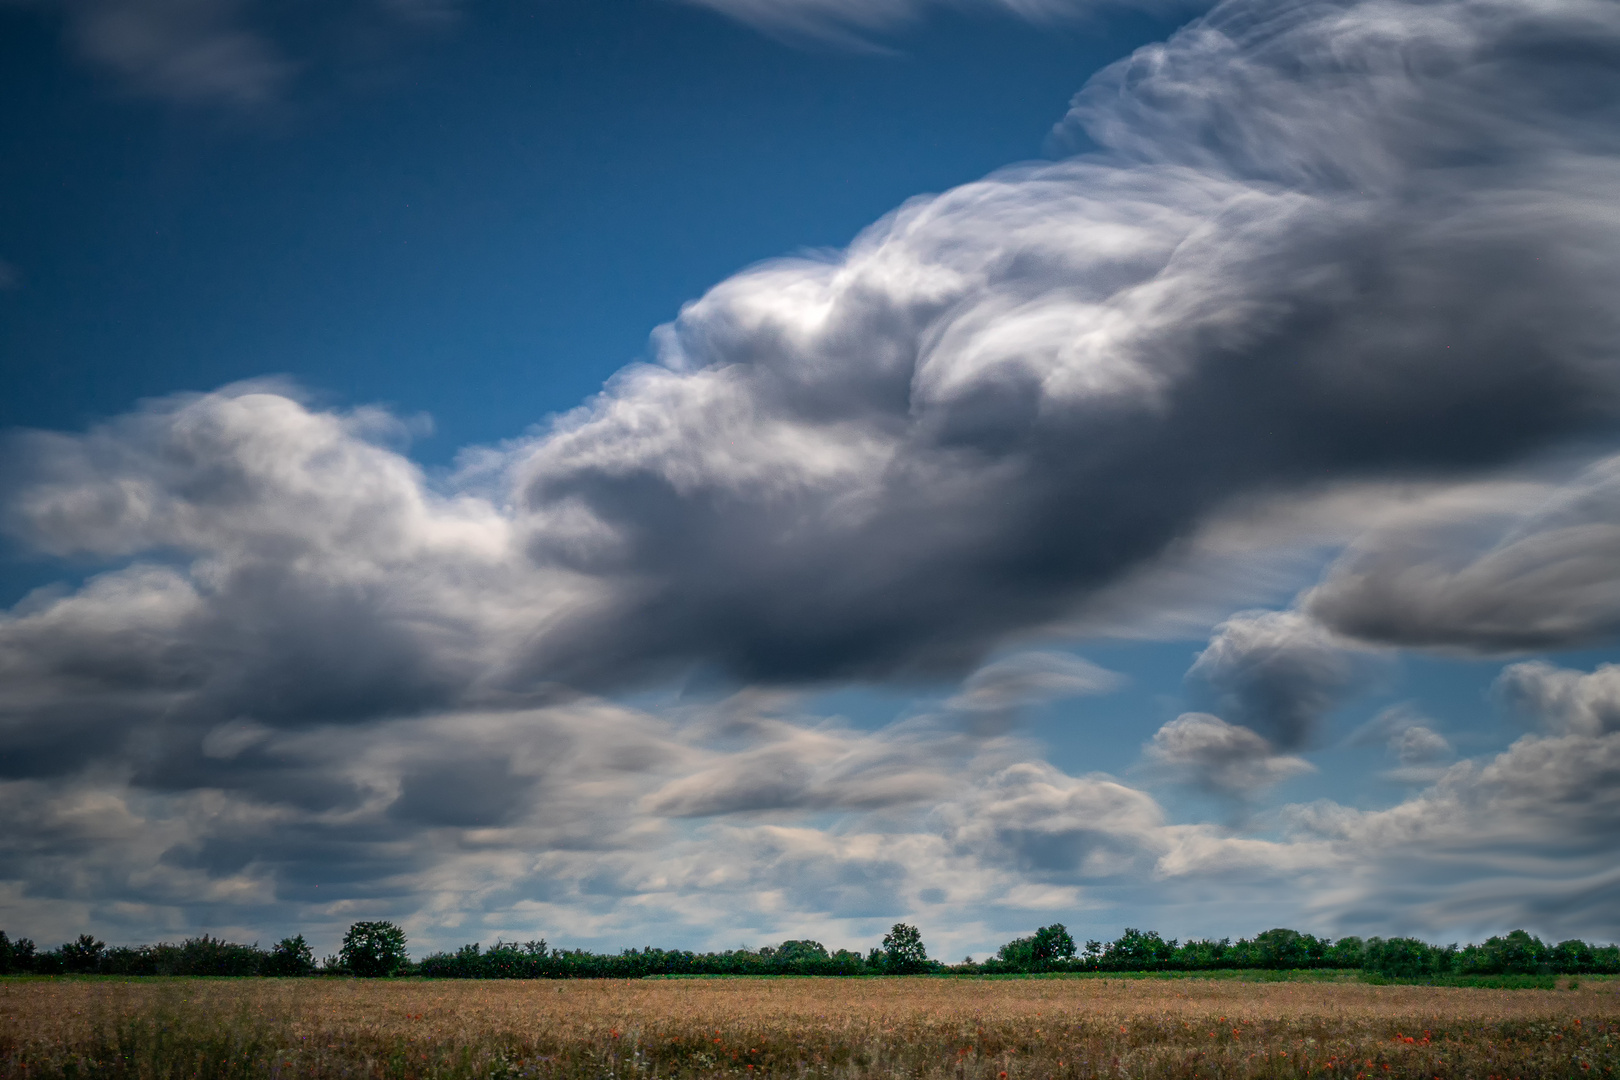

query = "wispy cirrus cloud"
[676, 0, 1150, 45]
[9, 0, 460, 105]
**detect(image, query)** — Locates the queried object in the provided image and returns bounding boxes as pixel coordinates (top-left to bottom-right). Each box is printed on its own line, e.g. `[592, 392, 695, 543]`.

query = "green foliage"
[83, 936, 269, 976]
[1327, 935, 1365, 968]
[0, 931, 36, 974]
[4, 920, 1619, 982]
[881, 923, 930, 973]
[264, 935, 316, 976]
[1107, 927, 1179, 969]
[1362, 936, 1451, 979]
[1454, 928, 1551, 975]
[339, 921, 409, 978]
[1250, 927, 1328, 968]
[988, 924, 1077, 972]
[416, 940, 869, 979]
[775, 939, 830, 963]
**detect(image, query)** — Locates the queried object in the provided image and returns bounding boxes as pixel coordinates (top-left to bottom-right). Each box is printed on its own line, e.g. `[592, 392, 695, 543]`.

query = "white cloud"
[1297, 725, 1620, 940]
[20, 0, 465, 105]
[946, 651, 1125, 712]
[1142, 712, 1315, 797]
[62, 0, 288, 104]
[1387, 725, 1452, 767]
[1495, 660, 1620, 736]
[676, 0, 1134, 45]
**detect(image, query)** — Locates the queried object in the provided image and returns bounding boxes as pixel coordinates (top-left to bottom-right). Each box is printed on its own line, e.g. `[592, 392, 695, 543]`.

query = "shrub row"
[0, 931, 315, 976]
[1000, 926, 1620, 979]
[3, 923, 1613, 980]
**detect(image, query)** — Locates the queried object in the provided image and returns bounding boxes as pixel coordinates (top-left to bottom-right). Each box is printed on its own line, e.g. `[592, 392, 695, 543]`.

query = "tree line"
[2, 922, 1613, 980]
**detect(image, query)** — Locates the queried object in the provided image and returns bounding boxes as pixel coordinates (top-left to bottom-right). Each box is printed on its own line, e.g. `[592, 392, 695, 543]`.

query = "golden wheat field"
[2, 975, 1617, 1080]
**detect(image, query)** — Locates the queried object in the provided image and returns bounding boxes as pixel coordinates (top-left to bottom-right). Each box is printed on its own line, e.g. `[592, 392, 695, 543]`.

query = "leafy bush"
[339, 921, 409, 977]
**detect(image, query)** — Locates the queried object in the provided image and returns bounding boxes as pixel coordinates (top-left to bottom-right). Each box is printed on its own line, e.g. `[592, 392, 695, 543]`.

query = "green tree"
[1032, 924, 1077, 965]
[1250, 928, 1327, 969]
[994, 935, 1037, 970]
[0, 932, 34, 974]
[882, 923, 929, 973]
[58, 934, 106, 974]
[1364, 936, 1447, 979]
[994, 924, 1077, 972]
[776, 940, 830, 963]
[1105, 928, 1177, 970]
[1483, 930, 1548, 974]
[265, 934, 316, 976]
[1326, 935, 1365, 968]
[1551, 938, 1595, 974]
[339, 921, 409, 977]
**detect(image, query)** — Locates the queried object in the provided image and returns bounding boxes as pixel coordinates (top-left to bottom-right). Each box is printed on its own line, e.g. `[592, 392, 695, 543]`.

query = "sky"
[3, 0, 1620, 963]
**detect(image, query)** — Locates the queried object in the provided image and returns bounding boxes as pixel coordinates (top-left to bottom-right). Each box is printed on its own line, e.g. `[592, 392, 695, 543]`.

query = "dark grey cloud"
[502, 0, 1620, 692]
[1308, 454, 1620, 652]
[390, 758, 535, 828]
[1141, 711, 1313, 797]
[1185, 610, 1368, 749]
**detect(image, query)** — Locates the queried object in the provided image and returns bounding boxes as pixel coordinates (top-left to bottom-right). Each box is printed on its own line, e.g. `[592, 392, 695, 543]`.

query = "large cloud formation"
[504, 0, 1620, 688]
[5, 0, 1620, 949]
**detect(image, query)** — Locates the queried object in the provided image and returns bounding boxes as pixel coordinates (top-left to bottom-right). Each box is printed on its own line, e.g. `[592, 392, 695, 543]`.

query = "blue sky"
[5, 0, 1620, 962]
[0, 0, 1173, 459]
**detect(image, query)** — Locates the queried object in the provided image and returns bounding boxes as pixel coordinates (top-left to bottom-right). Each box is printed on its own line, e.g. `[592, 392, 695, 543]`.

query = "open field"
[2, 975, 1617, 1079]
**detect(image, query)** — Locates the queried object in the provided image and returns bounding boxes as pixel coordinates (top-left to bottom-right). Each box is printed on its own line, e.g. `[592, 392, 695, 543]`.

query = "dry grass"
[2, 975, 1617, 1079]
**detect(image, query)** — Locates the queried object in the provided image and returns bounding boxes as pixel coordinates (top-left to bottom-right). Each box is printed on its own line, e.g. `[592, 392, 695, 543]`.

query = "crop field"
[2, 975, 1617, 1080]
